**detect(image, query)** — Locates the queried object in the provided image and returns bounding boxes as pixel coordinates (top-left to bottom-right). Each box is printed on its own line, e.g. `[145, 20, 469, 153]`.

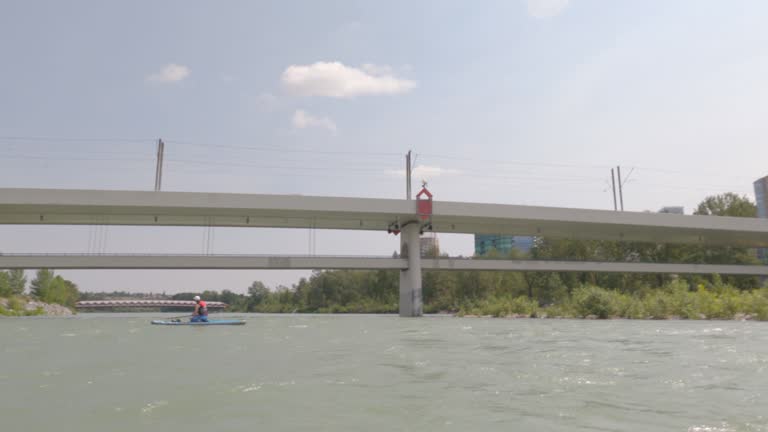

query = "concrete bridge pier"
[399, 223, 423, 317]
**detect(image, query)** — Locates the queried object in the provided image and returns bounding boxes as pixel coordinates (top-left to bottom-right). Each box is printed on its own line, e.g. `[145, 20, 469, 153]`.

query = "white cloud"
[292, 110, 337, 133]
[146, 64, 190, 83]
[281, 61, 416, 98]
[527, 0, 570, 18]
[389, 165, 462, 179]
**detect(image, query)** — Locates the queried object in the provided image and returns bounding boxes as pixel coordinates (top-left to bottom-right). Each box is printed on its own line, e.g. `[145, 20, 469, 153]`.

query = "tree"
[247, 280, 270, 309]
[692, 192, 761, 288]
[423, 271, 449, 310]
[0, 271, 10, 297]
[29, 269, 79, 307]
[219, 289, 241, 308]
[30, 269, 55, 299]
[695, 193, 757, 217]
[43, 276, 79, 308]
[9, 269, 26, 295]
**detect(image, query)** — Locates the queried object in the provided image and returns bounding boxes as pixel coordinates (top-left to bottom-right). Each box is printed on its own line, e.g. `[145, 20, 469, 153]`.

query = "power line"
[0, 134, 762, 195]
[0, 154, 153, 163]
[0, 153, 748, 191]
[419, 152, 613, 170]
[164, 139, 402, 158]
[1, 134, 759, 182]
[163, 160, 615, 186]
[0, 145, 152, 157]
[0, 149, 402, 171]
[164, 158, 400, 174]
[418, 152, 762, 184]
[0, 135, 153, 143]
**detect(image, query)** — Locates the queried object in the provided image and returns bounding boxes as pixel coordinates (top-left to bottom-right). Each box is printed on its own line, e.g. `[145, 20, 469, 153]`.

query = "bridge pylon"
[399, 222, 423, 317]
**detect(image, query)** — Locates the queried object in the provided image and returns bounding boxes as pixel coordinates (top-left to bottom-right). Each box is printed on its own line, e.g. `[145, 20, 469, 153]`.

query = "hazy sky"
[2, 0, 768, 294]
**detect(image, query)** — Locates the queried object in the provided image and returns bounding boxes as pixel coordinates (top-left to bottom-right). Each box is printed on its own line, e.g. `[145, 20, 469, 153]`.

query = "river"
[1, 314, 766, 431]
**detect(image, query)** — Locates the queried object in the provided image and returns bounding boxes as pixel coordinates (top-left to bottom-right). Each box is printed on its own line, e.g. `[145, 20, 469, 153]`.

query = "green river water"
[1, 314, 766, 431]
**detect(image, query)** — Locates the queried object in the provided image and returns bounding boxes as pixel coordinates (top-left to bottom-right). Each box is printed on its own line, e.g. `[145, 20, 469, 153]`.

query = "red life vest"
[196, 300, 208, 316]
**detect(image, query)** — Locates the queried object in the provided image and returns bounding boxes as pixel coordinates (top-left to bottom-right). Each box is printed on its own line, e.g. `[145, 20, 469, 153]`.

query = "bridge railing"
[0, 252, 395, 258]
[2, 252, 765, 267]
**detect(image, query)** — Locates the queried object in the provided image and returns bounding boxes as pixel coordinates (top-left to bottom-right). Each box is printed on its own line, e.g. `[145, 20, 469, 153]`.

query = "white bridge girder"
[2, 188, 768, 246]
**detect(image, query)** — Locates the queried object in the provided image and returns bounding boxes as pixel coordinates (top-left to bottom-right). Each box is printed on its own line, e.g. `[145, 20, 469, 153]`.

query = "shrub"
[0, 297, 43, 316]
[572, 285, 622, 318]
[7, 296, 24, 312]
[508, 296, 539, 317]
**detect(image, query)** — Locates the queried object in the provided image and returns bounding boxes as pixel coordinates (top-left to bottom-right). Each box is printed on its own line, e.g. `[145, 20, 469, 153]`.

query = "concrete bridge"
[3, 188, 768, 317]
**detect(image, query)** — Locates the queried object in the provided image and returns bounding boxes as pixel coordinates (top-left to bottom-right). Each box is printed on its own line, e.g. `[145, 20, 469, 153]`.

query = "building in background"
[755, 176, 768, 218]
[754, 175, 768, 263]
[420, 234, 440, 257]
[658, 206, 684, 214]
[474, 234, 534, 256]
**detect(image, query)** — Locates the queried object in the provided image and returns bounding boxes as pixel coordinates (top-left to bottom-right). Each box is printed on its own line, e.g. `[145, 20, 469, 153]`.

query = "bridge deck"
[1, 188, 768, 246]
[2, 254, 767, 275]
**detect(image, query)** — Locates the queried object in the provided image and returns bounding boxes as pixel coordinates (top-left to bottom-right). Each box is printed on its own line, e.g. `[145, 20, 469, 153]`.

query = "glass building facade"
[755, 176, 768, 263]
[755, 176, 768, 219]
[474, 234, 535, 256]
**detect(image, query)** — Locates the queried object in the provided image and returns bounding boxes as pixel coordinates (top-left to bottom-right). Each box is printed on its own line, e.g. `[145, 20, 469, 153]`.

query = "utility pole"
[617, 165, 624, 211]
[154, 139, 165, 191]
[406, 150, 412, 200]
[611, 168, 618, 211]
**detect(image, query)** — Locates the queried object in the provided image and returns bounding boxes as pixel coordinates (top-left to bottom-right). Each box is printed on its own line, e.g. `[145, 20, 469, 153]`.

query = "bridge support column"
[399, 223, 422, 317]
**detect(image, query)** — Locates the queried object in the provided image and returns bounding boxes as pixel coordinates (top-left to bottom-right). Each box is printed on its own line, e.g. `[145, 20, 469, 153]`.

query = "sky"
[2, 0, 768, 294]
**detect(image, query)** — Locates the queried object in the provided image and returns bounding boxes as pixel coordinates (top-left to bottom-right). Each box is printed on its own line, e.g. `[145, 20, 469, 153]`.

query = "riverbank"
[457, 312, 761, 321]
[455, 282, 768, 321]
[237, 280, 768, 321]
[0, 296, 73, 316]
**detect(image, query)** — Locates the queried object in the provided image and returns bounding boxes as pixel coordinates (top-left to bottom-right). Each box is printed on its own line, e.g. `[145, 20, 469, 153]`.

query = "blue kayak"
[151, 319, 246, 326]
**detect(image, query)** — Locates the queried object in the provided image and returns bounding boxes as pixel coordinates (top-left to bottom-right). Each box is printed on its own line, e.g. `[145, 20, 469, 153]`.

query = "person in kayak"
[190, 295, 209, 322]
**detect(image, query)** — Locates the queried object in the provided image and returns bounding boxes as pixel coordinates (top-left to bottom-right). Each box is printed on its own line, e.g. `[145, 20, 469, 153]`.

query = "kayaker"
[191, 295, 209, 322]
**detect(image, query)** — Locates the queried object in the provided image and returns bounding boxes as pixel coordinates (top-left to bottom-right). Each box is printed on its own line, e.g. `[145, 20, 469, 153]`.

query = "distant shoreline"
[68, 309, 764, 321]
